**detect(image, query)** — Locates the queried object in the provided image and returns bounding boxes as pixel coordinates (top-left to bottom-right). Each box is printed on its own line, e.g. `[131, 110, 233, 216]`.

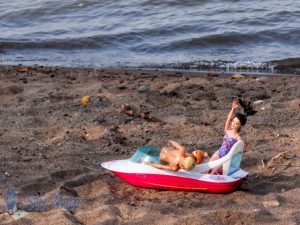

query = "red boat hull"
[113, 171, 248, 193]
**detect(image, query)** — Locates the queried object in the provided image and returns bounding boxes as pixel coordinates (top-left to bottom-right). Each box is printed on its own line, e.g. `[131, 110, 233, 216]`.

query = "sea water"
[1, 0, 300, 73]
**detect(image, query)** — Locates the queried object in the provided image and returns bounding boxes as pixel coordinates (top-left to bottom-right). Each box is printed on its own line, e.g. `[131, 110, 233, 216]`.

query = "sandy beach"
[0, 65, 299, 225]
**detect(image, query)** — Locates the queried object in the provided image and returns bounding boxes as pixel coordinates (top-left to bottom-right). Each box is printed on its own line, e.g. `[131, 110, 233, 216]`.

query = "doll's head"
[234, 112, 246, 125]
[183, 156, 196, 171]
[233, 98, 257, 131]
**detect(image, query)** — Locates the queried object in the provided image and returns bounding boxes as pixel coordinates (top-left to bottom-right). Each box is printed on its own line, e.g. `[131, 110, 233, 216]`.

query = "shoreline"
[1, 64, 300, 77]
[0, 64, 299, 224]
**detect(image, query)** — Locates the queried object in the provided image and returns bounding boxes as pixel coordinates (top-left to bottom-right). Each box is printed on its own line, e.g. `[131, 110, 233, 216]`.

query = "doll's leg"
[209, 151, 222, 174]
[209, 151, 220, 162]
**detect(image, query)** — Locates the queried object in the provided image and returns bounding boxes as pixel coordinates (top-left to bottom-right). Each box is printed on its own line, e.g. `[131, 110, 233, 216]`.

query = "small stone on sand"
[137, 85, 149, 92]
[263, 200, 280, 208]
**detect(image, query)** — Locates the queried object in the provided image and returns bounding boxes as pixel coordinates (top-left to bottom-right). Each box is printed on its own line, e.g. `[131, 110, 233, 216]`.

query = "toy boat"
[101, 141, 248, 193]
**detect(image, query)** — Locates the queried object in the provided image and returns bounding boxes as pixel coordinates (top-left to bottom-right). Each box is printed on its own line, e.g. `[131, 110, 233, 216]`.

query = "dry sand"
[0, 65, 299, 225]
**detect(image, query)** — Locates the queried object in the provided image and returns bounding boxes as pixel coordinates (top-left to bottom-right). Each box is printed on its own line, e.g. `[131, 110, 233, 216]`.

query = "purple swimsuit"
[218, 134, 237, 158]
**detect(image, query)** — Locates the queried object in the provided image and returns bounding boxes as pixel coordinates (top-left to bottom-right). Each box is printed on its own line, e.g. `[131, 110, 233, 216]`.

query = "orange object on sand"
[81, 96, 90, 106]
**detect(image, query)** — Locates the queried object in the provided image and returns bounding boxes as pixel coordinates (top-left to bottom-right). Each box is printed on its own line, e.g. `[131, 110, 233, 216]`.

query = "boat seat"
[192, 140, 244, 175]
[130, 145, 161, 164]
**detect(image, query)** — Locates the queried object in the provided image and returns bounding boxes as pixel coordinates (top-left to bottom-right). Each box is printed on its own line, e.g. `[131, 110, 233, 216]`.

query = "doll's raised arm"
[224, 101, 239, 131]
[168, 140, 186, 153]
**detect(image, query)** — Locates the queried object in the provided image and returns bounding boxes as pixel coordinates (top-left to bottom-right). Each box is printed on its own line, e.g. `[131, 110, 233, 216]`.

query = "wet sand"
[0, 65, 299, 225]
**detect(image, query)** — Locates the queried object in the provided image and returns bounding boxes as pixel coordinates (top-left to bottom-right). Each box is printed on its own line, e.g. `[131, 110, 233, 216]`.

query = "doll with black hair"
[209, 99, 256, 174]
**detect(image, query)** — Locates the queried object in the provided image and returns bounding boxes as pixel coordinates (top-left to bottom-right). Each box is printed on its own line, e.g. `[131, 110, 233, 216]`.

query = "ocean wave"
[146, 58, 300, 74]
[1, 26, 299, 52]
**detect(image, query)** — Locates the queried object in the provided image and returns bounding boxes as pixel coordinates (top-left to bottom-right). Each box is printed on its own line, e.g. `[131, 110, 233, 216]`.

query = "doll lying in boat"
[148, 140, 208, 172]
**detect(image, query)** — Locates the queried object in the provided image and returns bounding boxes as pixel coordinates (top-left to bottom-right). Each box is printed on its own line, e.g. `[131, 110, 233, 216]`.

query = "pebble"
[38, 153, 47, 159]
[253, 100, 264, 105]
[255, 76, 270, 82]
[93, 117, 106, 124]
[263, 200, 280, 208]
[137, 85, 149, 92]
[4, 172, 11, 177]
[231, 73, 245, 79]
[23, 156, 32, 162]
[129, 201, 137, 206]
[117, 85, 127, 90]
